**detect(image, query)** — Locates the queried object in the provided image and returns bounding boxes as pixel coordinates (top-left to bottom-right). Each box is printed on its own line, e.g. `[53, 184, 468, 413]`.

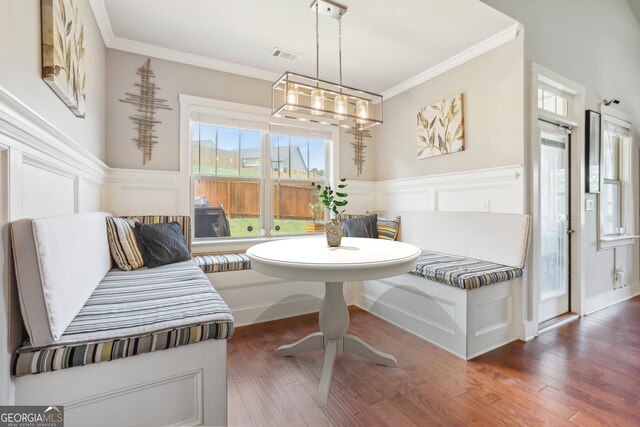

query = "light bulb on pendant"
[356, 99, 369, 123]
[334, 93, 347, 120]
[285, 83, 299, 111]
[311, 88, 324, 115]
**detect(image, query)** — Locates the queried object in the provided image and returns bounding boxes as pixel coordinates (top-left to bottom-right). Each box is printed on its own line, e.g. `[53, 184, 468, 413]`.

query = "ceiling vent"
[271, 48, 301, 63]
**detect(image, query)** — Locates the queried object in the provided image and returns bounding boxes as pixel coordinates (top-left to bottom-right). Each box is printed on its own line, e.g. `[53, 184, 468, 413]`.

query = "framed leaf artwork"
[41, 0, 86, 118]
[417, 93, 464, 159]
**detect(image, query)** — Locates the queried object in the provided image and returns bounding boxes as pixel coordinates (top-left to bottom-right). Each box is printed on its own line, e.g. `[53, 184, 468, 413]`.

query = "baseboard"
[522, 320, 539, 341]
[585, 285, 640, 315]
[466, 338, 518, 360]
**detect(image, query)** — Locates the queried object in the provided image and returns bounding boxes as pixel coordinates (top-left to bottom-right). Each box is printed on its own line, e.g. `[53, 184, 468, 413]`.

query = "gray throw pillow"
[342, 214, 378, 238]
[134, 222, 191, 268]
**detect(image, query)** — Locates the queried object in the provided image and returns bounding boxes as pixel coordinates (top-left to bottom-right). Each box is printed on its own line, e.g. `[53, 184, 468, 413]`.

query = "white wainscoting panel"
[356, 275, 520, 360]
[374, 165, 524, 214]
[104, 169, 185, 215]
[343, 180, 376, 215]
[0, 86, 108, 406]
[78, 178, 105, 212]
[16, 339, 227, 427]
[208, 269, 355, 327]
[21, 157, 76, 218]
[64, 370, 201, 426]
[356, 274, 468, 359]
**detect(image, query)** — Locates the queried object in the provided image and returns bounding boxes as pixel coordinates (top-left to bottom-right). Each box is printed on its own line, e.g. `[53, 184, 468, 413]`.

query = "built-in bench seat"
[412, 250, 523, 289]
[11, 213, 232, 426]
[193, 252, 251, 273]
[355, 210, 531, 360]
[13, 261, 234, 377]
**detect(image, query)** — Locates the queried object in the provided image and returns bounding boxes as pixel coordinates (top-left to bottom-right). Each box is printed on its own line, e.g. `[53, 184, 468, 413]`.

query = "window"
[271, 133, 326, 235]
[601, 127, 621, 236]
[191, 122, 263, 239]
[538, 85, 569, 117]
[599, 115, 633, 245]
[190, 112, 331, 241]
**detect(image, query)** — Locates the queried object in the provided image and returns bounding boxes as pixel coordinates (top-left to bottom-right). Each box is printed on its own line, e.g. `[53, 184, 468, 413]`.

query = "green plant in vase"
[311, 179, 348, 246]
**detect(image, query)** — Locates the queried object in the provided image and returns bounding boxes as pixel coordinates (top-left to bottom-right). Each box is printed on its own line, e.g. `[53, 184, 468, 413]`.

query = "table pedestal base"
[275, 282, 397, 407]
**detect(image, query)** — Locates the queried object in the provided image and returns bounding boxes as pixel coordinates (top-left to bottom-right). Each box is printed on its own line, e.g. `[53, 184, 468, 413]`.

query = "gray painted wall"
[484, 0, 640, 309]
[372, 33, 525, 181]
[0, 0, 107, 160]
[105, 49, 372, 179]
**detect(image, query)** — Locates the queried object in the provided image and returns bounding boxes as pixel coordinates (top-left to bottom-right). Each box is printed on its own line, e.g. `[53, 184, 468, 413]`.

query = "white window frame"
[598, 107, 634, 250]
[179, 95, 339, 252]
[537, 81, 570, 118]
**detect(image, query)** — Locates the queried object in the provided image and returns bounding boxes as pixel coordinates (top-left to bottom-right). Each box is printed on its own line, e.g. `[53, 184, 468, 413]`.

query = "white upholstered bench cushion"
[11, 212, 113, 347]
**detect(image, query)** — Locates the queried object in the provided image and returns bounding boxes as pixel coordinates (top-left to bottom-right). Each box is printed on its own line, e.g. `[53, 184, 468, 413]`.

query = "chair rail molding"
[0, 85, 108, 182]
[369, 165, 524, 214]
[103, 168, 184, 216]
[0, 85, 110, 406]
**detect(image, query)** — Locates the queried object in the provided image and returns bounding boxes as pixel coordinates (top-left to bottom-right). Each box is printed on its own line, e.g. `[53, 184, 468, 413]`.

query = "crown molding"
[106, 37, 282, 81]
[89, 0, 114, 45]
[89, 0, 280, 82]
[90, 0, 520, 98]
[381, 22, 521, 100]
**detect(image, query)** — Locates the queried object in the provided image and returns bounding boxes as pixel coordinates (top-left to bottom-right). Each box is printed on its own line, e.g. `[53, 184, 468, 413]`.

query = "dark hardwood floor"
[227, 297, 640, 426]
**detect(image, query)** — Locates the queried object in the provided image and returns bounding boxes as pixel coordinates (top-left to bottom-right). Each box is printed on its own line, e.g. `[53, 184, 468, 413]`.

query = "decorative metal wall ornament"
[346, 127, 371, 176]
[119, 59, 172, 164]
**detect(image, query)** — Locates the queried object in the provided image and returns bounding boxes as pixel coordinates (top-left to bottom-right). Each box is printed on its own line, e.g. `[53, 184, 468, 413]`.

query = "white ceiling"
[93, 0, 518, 97]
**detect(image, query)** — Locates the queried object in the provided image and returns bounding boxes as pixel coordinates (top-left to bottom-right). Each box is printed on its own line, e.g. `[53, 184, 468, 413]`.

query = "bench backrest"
[12, 212, 112, 347]
[376, 210, 531, 268]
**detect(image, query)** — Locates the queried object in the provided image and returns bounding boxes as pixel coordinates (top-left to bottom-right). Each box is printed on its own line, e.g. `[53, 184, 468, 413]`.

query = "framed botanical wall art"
[417, 93, 464, 159]
[41, 0, 86, 118]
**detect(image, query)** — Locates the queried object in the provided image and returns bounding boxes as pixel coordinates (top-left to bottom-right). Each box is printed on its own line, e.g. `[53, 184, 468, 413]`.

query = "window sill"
[191, 233, 324, 254]
[598, 235, 638, 250]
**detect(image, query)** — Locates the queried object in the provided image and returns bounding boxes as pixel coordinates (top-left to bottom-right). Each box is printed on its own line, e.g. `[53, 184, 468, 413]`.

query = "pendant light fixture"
[271, 0, 383, 130]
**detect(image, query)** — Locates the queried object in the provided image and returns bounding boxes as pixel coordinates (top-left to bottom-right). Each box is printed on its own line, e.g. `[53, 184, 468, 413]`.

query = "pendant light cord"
[315, 0, 319, 81]
[338, 15, 342, 86]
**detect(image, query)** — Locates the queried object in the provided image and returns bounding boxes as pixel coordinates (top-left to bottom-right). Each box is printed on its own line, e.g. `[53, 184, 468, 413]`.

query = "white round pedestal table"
[246, 237, 421, 406]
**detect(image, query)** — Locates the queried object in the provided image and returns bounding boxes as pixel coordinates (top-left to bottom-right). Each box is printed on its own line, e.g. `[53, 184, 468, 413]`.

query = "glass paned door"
[538, 122, 570, 323]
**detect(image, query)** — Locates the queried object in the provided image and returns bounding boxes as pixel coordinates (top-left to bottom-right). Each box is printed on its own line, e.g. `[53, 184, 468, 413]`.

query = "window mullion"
[214, 127, 218, 175]
[263, 131, 272, 237]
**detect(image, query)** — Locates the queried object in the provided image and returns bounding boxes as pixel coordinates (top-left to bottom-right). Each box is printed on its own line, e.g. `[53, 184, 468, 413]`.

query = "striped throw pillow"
[376, 216, 401, 241]
[106, 217, 145, 271]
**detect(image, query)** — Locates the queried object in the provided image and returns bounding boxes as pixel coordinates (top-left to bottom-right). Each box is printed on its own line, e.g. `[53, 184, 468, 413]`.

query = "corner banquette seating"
[191, 209, 531, 360]
[356, 210, 531, 359]
[11, 212, 233, 427]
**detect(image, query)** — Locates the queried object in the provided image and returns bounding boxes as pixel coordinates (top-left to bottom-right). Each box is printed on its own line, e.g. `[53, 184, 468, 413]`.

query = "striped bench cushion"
[193, 253, 251, 273]
[13, 261, 233, 377]
[411, 251, 523, 290]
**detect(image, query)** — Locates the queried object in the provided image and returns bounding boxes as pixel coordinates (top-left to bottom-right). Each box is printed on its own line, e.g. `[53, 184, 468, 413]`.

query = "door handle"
[566, 229, 575, 234]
